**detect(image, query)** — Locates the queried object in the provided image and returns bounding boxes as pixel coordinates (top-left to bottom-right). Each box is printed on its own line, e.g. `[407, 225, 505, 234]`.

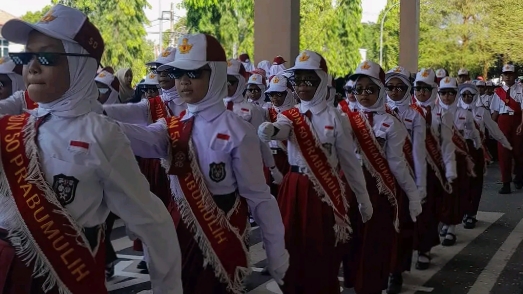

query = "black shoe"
[499, 183, 511, 194]
[386, 273, 403, 294]
[137, 260, 147, 270]
[515, 181, 523, 190]
[261, 266, 270, 276]
[463, 217, 477, 229]
[415, 253, 430, 270]
[105, 262, 115, 279]
[442, 233, 456, 246]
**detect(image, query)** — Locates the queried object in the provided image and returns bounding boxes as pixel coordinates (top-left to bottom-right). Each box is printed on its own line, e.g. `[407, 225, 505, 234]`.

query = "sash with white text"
[164, 116, 250, 294]
[338, 99, 353, 114]
[495, 87, 521, 114]
[281, 107, 351, 242]
[346, 110, 399, 229]
[384, 106, 414, 175]
[148, 96, 169, 123]
[0, 113, 107, 294]
[452, 127, 476, 177]
[268, 107, 287, 152]
[410, 103, 452, 193]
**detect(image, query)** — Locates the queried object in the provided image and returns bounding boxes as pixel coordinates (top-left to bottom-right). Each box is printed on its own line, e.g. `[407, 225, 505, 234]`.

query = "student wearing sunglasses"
[0, 56, 35, 114]
[0, 4, 182, 294]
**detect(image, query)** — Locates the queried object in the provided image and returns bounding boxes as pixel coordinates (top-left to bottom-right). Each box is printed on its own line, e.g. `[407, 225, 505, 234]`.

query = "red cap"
[273, 56, 286, 65]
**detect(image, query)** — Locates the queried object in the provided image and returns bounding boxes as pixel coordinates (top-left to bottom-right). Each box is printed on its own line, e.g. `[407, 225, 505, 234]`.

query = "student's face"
[23, 30, 70, 103]
[439, 89, 457, 105]
[502, 72, 516, 86]
[124, 69, 133, 85]
[142, 86, 159, 98]
[246, 84, 262, 101]
[157, 69, 176, 90]
[354, 77, 380, 108]
[461, 91, 474, 104]
[268, 91, 287, 107]
[227, 75, 239, 97]
[414, 82, 433, 103]
[0, 74, 13, 100]
[385, 77, 408, 101]
[293, 70, 320, 102]
[96, 81, 111, 104]
[174, 66, 211, 104]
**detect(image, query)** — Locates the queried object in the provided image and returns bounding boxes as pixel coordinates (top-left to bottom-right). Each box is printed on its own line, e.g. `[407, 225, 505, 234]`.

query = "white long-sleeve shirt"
[449, 108, 482, 149]
[471, 107, 511, 148]
[433, 105, 457, 180]
[0, 90, 35, 115]
[118, 102, 287, 269]
[0, 112, 182, 293]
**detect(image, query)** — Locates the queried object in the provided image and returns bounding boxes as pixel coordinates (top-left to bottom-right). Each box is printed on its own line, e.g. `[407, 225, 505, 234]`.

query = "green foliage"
[20, 5, 53, 23]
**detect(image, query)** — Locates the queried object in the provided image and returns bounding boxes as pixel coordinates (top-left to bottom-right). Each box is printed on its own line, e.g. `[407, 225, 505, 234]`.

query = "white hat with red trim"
[286, 50, 328, 73]
[439, 76, 458, 89]
[386, 66, 411, 80]
[146, 47, 176, 66]
[143, 72, 160, 86]
[475, 80, 486, 87]
[414, 68, 437, 85]
[95, 68, 120, 91]
[486, 81, 494, 87]
[0, 56, 19, 74]
[157, 33, 227, 71]
[247, 73, 266, 86]
[458, 68, 469, 76]
[227, 59, 249, 79]
[502, 64, 515, 73]
[435, 68, 447, 78]
[349, 60, 385, 84]
[266, 75, 288, 93]
[1, 4, 104, 63]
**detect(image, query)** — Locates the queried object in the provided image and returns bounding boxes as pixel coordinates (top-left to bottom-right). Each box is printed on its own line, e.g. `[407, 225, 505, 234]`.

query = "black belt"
[290, 165, 307, 174]
[213, 192, 237, 214]
[271, 147, 283, 154]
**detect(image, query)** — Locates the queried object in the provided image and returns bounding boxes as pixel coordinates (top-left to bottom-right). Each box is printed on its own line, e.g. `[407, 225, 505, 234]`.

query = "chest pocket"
[236, 107, 252, 122]
[47, 156, 98, 207]
[374, 128, 387, 148]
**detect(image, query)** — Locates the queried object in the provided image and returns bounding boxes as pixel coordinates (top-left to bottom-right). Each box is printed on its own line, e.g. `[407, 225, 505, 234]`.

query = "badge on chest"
[52, 174, 79, 206]
[209, 162, 226, 183]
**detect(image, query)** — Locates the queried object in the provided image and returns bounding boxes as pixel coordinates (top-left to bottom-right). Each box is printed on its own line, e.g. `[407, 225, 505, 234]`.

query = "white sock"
[445, 225, 456, 239]
[418, 251, 430, 263]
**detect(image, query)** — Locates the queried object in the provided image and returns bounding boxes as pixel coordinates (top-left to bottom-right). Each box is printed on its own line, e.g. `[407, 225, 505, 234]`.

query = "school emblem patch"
[52, 174, 79, 206]
[209, 162, 226, 183]
[322, 143, 333, 155]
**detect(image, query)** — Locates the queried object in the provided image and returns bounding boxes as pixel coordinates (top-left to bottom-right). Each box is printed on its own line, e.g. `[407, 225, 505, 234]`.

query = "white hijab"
[186, 62, 227, 114]
[414, 81, 439, 108]
[32, 41, 101, 117]
[386, 73, 412, 111]
[354, 75, 387, 112]
[223, 73, 246, 104]
[297, 70, 329, 112]
[458, 83, 479, 111]
[257, 60, 271, 74]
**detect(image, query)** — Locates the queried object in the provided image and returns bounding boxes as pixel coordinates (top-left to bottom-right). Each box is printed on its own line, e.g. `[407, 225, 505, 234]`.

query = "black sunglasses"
[246, 88, 261, 93]
[353, 86, 380, 95]
[267, 91, 287, 98]
[169, 68, 210, 80]
[289, 77, 321, 87]
[439, 90, 457, 96]
[385, 85, 408, 92]
[413, 86, 433, 93]
[9, 52, 91, 66]
[141, 87, 159, 93]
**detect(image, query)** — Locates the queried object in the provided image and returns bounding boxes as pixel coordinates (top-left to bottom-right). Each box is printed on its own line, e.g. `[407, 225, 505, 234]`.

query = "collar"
[299, 99, 327, 115]
[182, 100, 225, 123]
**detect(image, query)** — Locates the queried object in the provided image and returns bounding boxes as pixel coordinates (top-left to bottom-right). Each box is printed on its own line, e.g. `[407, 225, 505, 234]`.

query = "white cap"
[435, 68, 447, 78]
[414, 68, 436, 85]
[0, 57, 18, 74]
[227, 59, 247, 77]
[95, 69, 119, 91]
[349, 60, 385, 83]
[439, 77, 458, 90]
[286, 50, 328, 72]
[1, 4, 104, 63]
[459, 83, 478, 95]
[158, 34, 227, 71]
[475, 80, 486, 87]
[143, 72, 159, 86]
[266, 75, 288, 93]
[486, 81, 494, 87]
[147, 47, 176, 66]
[386, 66, 411, 80]
[247, 73, 265, 86]
[458, 68, 469, 76]
[502, 64, 515, 73]
[345, 80, 354, 88]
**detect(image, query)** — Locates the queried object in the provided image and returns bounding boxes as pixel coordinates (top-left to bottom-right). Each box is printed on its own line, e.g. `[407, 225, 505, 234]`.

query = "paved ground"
[107, 162, 523, 294]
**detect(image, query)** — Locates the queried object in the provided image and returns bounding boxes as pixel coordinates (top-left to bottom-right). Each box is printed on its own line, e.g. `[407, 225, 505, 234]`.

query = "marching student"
[246, 73, 271, 117]
[341, 61, 421, 294]
[118, 33, 288, 293]
[458, 83, 511, 228]
[95, 67, 121, 105]
[438, 77, 481, 246]
[0, 56, 25, 100]
[338, 80, 358, 113]
[258, 50, 373, 294]
[490, 64, 523, 194]
[410, 69, 454, 269]
[0, 4, 182, 293]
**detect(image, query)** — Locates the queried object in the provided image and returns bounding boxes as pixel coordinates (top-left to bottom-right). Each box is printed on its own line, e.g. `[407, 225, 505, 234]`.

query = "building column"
[399, 0, 420, 73]
[254, 0, 300, 68]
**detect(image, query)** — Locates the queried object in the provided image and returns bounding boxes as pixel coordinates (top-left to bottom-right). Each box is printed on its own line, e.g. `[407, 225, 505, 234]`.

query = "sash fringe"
[290, 116, 352, 245]
[159, 119, 251, 294]
[352, 113, 400, 232]
[453, 130, 477, 177]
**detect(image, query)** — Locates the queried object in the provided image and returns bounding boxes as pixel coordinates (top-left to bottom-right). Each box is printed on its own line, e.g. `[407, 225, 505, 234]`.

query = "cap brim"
[145, 61, 162, 67]
[1, 19, 74, 45]
[347, 73, 368, 81]
[284, 64, 320, 72]
[265, 85, 287, 93]
[157, 60, 208, 71]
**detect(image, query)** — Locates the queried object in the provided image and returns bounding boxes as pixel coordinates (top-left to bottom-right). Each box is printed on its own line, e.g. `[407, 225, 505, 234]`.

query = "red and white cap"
[457, 68, 469, 76]
[143, 72, 160, 86]
[158, 33, 226, 71]
[273, 56, 286, 65]
[386, 66, 411, 80]
[0, 56, 20, 75]
[286, 50, 328, 73]
[502, 64, 515, 73]
[435, 68, 447, 78]
[486, 81, 494, 87]
[251, 68, 266, 78]
[227, 59, 249, 79]
[349, 60, 385, 84]
[247, 73, 266, 86]
[95, 68, 120, 91]
[475, 80, 486, 87]
[439, 76, 458, 89]
[146, 47, 176, 66]
[1, 4, 104, 63]
[414, 68, 437, 85]
[266, 75, 289, 93]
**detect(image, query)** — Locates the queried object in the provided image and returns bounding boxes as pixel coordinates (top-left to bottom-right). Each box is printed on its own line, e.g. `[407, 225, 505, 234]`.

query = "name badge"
[509, 111, 514, 116]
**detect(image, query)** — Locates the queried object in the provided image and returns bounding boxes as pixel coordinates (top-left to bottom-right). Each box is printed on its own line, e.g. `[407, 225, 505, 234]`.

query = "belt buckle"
[509, 111, 514, 116]
[299, 166, 308, 174]
[272, 149, 278, 155]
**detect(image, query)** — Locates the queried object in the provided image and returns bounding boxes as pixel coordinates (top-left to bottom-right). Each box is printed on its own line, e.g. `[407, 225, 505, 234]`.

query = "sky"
[2, 0, 387, 43]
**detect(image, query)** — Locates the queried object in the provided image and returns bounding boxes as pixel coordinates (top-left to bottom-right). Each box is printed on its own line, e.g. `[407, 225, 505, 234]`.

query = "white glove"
[126, 226, 139, 241]
[270, 166, 284, 184]
[267, 249, 289, 286]
[409, 200, 422, 222]
[418, 187, 427, 202]
[358, 202, 373, 223]
[258, 122, 275, 142]
[446, 175, 457, 184]
[502, 142, 512, 150]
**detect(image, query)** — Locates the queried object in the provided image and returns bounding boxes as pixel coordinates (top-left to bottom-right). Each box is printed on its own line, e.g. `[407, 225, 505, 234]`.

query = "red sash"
[410, 104, 452, 193]
[268, 107, 288, 152]
[384, 106, 414, 174]
[24, 91, 38, 110]
[148, 96, 169, 122]
[338, 99, 353, 114]
[495, 87, 521, 114]
[0, 114, 106, 294]
[179, 109, 187, 118]
[452, 127, 476, 177]
[281, 107, 351, 242]
[345, 110, 399, 230]
[473, 120, 492, 163]
[164, 116, 250, 293]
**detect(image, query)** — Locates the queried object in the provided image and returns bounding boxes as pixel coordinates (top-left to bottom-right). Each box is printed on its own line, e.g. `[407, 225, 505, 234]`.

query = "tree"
[162, 16, 188, 49]
[46, 0, 154, 83]
[20, 5, 52, 23]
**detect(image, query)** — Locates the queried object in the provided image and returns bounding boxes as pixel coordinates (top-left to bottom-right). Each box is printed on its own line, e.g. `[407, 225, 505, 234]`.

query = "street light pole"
[379, 2, 400, 67]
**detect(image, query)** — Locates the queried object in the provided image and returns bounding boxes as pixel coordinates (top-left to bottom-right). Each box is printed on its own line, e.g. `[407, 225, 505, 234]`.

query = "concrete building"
[0, 9, 25, 56]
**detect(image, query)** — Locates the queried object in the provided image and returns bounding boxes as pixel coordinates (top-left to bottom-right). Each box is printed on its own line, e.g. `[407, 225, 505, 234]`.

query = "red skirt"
[343, 169, 396, 294]
[278, 171, 344, 294]
[134, 157, 172, 251]
[466, 142, 485, 216]
[414, 167, 443, 253]
[439, 152, 469, 225]
[389, 188, 414, 274]
[263, 149, 290, 197]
